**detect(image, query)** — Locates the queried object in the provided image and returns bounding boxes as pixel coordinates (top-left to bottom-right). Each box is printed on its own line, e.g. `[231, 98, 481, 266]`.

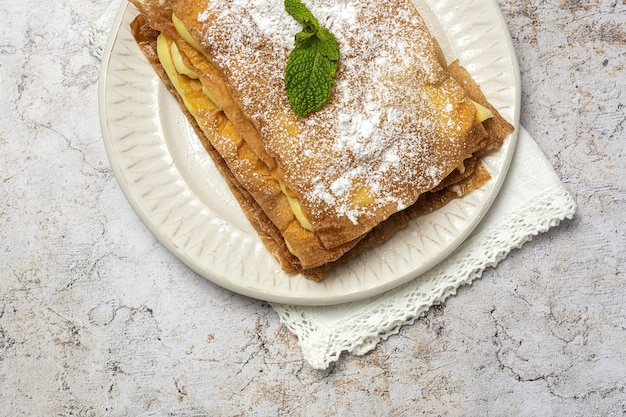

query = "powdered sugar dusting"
[197, 10, 210, 23]
[190, 0, 474, 230]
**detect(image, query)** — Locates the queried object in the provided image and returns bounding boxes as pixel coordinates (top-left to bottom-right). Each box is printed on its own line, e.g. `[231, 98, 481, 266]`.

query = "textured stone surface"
[1, 0, 624, 415]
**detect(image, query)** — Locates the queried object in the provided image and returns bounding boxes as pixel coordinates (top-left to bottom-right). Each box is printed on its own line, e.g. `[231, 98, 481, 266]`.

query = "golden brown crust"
[447, 60, 515, 155]
[128, 1, 514, 280]
[131, 15, 306, 272]
[131, 14, 363, 272]
[167, 0, 490, 248]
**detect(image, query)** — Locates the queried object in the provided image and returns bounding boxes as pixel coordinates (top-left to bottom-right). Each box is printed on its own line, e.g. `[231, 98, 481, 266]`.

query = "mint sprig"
[284, 0, 339, 117]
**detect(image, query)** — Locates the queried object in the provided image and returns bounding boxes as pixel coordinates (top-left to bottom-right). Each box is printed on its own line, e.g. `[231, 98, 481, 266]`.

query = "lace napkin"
[84, 2, 576, 370]
[272, 128, 576, 368]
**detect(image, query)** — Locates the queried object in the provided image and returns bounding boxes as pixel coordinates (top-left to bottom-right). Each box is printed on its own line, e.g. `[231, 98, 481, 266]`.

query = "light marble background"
[1, 0, 624, 416]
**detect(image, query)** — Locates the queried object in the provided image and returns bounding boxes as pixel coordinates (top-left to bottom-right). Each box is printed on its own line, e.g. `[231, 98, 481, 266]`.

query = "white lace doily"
[82, 0, 123, 60]
[271, 127, 576, 369]
[84, 5, 576, 370]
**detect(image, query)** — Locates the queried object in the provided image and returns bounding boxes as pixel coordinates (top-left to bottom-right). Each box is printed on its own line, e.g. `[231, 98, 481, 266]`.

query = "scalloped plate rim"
[98, 0, 520, 305]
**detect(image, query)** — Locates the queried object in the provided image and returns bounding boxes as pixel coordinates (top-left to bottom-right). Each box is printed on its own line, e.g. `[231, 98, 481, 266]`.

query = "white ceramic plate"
[99, 0, 520, 305]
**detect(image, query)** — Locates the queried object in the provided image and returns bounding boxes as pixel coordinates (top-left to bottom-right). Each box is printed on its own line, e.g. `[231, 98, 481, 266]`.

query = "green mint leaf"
[285, 36, 338, 117]
[294, 30, 315, 46]
[284, 0, 339, 117]
[284, 0, 320, 31]
[315, 28, 339, 62]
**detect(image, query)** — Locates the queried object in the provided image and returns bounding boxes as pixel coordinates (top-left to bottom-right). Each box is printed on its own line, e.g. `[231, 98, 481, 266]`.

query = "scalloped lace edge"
[273, 183, 576, 369]
[82, 0, 122, 60]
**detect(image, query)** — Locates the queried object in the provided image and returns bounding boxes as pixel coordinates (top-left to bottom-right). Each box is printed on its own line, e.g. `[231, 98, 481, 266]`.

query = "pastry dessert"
[128, 0, 514, 280]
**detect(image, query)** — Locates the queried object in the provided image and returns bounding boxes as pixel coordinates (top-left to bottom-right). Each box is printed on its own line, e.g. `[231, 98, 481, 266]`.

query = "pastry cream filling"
[167, 35, 222, 109]
[170, 15, 315, 234]
[472, 100, 494, 124]
[278, 181, 314, 231]
[158, 31, 312, 257]
[284, 239, 296, 256]
[456, 158, 468, 174]
[172, 13, 205, 56]
[171, 41, 198, 79]
[157, 34, 205, 113]
[454, 102, 493, 174]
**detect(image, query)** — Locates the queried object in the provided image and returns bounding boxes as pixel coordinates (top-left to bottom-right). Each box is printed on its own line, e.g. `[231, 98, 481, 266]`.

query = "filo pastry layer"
[128, 0, 514, 280]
